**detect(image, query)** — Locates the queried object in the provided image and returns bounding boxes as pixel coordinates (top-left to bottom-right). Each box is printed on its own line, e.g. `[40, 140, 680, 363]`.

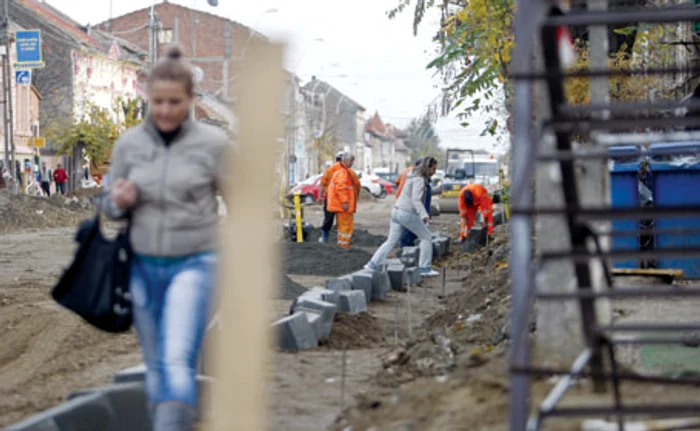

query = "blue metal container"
[648, 143, 700, 277]
[609, 155, 641, 269]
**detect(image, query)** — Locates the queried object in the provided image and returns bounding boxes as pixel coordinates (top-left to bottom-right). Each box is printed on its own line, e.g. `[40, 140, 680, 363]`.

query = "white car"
[358, 173, 387, 198]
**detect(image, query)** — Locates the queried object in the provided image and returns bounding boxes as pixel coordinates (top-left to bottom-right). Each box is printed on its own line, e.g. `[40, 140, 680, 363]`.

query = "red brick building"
[95, 2, 258, 98]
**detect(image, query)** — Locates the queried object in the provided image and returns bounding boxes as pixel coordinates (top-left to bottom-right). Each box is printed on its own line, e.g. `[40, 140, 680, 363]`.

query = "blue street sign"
[15, 70, 30, 85]
[14, 30, 44, 69]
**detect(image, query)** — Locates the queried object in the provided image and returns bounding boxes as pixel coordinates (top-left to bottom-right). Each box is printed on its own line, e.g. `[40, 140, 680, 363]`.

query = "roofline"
[303, 79, 365, 111]
[95, 1, 250, 33]
[17, 0, 101, 48]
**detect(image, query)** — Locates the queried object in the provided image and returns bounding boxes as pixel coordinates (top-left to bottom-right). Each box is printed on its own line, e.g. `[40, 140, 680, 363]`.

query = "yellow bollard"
[293, 191, 303, 243]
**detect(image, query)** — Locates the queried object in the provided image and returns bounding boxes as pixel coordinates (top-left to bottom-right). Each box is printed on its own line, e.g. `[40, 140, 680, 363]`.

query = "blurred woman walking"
[103, 45, 229, 431]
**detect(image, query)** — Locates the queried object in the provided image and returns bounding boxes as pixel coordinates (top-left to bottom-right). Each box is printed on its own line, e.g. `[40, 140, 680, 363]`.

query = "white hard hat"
[335, 151, 345, 161]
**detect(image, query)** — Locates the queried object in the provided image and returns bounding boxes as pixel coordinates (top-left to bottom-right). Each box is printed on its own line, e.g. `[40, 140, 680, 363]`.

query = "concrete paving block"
[337, 290, 367, 313]
[3, 391, 114, 431]
[406, 266, 421, 285]
[387, 263, 407, 291]
[438, 238, 449, 256]
[69, 383, 150, 431]
[304, 311, 323, 340]
[385, 258, 403, 266]
[291, 296, 337, 338]
[372, 270, 391, 300]
[273, 312, 318, 351]
[461, 226, 488, 253]
[325, 277, 353, 293]
[432, 239, 443, 259]
[112, 363, 146, 383]
[304, 287, 340, 305]
[350, 271, 373, 305]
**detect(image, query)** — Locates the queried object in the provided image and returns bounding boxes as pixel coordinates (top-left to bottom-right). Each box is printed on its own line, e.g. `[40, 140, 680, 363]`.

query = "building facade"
[96, 2, 256, 99]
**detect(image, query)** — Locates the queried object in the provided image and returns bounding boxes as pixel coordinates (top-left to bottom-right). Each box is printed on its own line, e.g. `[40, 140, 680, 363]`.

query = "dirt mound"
[331, 228, 518, 430]
[321, 312, 386, 349]
[0, 190, 94, 233]
[282, 241, 373, 276]
[358, 188, 376, 202]
[306, 228, 386, 247]
[279, 275, 307, 300]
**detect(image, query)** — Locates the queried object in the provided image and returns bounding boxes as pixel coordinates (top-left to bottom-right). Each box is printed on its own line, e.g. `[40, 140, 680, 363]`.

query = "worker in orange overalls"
[457, 183, 494, 243]
[318, 152, 345, 243]
[327, 153, 357, 248]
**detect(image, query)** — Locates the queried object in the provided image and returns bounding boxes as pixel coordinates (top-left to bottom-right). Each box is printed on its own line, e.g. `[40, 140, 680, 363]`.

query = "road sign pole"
[0, 0, 10, 188]
[1, 0, 15, 193]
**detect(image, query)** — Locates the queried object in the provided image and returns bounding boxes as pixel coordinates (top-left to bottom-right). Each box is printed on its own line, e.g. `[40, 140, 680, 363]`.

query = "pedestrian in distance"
[38, 161, 51, 196]
[53, 163, 69, 195]
[364, 156, 440, 277]
[327, 153, 359, 248]
[102, 44, 229, 431]
[456, 183, 494, 244]
[318, 151, 346, 243]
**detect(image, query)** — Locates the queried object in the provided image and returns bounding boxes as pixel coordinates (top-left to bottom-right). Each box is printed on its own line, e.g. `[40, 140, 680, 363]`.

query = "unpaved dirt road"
[0, 228, 141, 427]
[0, 197, 459, 429]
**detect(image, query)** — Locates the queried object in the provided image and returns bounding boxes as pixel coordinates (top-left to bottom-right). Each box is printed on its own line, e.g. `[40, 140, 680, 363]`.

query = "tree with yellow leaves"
[390, 0, 515, 141]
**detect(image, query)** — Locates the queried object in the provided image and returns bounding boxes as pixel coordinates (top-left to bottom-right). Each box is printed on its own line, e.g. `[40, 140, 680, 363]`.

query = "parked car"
[287, 174, 322, 204]
[377, 177, 395, 195]
[359, 173, 387, 198]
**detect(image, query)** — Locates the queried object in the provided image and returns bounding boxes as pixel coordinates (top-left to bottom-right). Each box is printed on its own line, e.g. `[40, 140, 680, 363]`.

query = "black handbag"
[51, 207, 133, 333]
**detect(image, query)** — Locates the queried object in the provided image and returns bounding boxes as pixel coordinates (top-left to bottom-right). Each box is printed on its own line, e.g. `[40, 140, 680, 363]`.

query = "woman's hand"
[111, 178, 138, 209]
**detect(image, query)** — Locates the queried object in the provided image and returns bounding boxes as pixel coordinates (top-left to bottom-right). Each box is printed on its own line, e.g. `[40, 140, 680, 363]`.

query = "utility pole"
[1, 0, 14, 190]
[148, 2, 158, 67]
[535, 0, 611, 364]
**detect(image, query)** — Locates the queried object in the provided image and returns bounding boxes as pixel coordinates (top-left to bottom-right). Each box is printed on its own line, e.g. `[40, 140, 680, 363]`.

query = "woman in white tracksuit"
[364, 156, 439, 277]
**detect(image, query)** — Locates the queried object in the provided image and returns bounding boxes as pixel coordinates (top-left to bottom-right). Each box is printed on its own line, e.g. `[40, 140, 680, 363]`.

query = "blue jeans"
[130, 252, 217, 408]
[368, 208, 433, 271]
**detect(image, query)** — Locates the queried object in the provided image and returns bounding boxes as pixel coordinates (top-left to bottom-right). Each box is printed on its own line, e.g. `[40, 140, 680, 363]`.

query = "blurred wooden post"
[206, 40, 285, 431]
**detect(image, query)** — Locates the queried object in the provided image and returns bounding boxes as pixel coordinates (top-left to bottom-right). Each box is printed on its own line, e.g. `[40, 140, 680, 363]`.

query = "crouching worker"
[457, 183, 494, 243]
[327, 153, 357, 249]
[364, 157, 439, 277]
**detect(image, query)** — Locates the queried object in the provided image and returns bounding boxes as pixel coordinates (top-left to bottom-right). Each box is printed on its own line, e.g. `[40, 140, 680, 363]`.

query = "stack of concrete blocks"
[271, 230, 452, 352]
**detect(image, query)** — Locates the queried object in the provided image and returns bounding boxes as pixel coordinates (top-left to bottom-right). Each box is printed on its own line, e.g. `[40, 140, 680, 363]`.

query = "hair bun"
[165, 45, 183, 60]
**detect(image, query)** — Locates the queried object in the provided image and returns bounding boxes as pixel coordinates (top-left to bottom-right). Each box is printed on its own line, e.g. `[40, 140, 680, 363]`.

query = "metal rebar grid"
[508, 1, 700, 430]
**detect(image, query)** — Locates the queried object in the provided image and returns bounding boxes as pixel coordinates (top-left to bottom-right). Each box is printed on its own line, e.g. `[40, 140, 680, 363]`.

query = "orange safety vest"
[327, 166, 357, 214]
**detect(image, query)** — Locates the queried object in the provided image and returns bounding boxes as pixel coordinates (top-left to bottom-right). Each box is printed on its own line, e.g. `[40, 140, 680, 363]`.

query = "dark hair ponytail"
[148, 44, 194, 96]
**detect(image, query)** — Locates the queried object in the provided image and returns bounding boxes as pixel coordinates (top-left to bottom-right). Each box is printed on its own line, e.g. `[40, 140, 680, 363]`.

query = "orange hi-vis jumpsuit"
[327, 166, 357, 249]
[458, 183, 494, 242]
[320, 161, 343, 199]
[395, 166, 413, 199]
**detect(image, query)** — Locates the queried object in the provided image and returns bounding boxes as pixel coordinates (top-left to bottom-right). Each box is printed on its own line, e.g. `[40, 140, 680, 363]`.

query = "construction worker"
[457, 183, 494, 243]
[318, 152, 345, 243]
[327, 153, 357, 249]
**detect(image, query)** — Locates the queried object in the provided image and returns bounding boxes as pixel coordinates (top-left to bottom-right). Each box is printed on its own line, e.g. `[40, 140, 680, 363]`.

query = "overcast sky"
[45, 0, 504, 153]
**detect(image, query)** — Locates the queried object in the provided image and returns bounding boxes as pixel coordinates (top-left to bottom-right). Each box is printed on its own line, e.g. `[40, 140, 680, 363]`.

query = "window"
[158, 28, 173, 44]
